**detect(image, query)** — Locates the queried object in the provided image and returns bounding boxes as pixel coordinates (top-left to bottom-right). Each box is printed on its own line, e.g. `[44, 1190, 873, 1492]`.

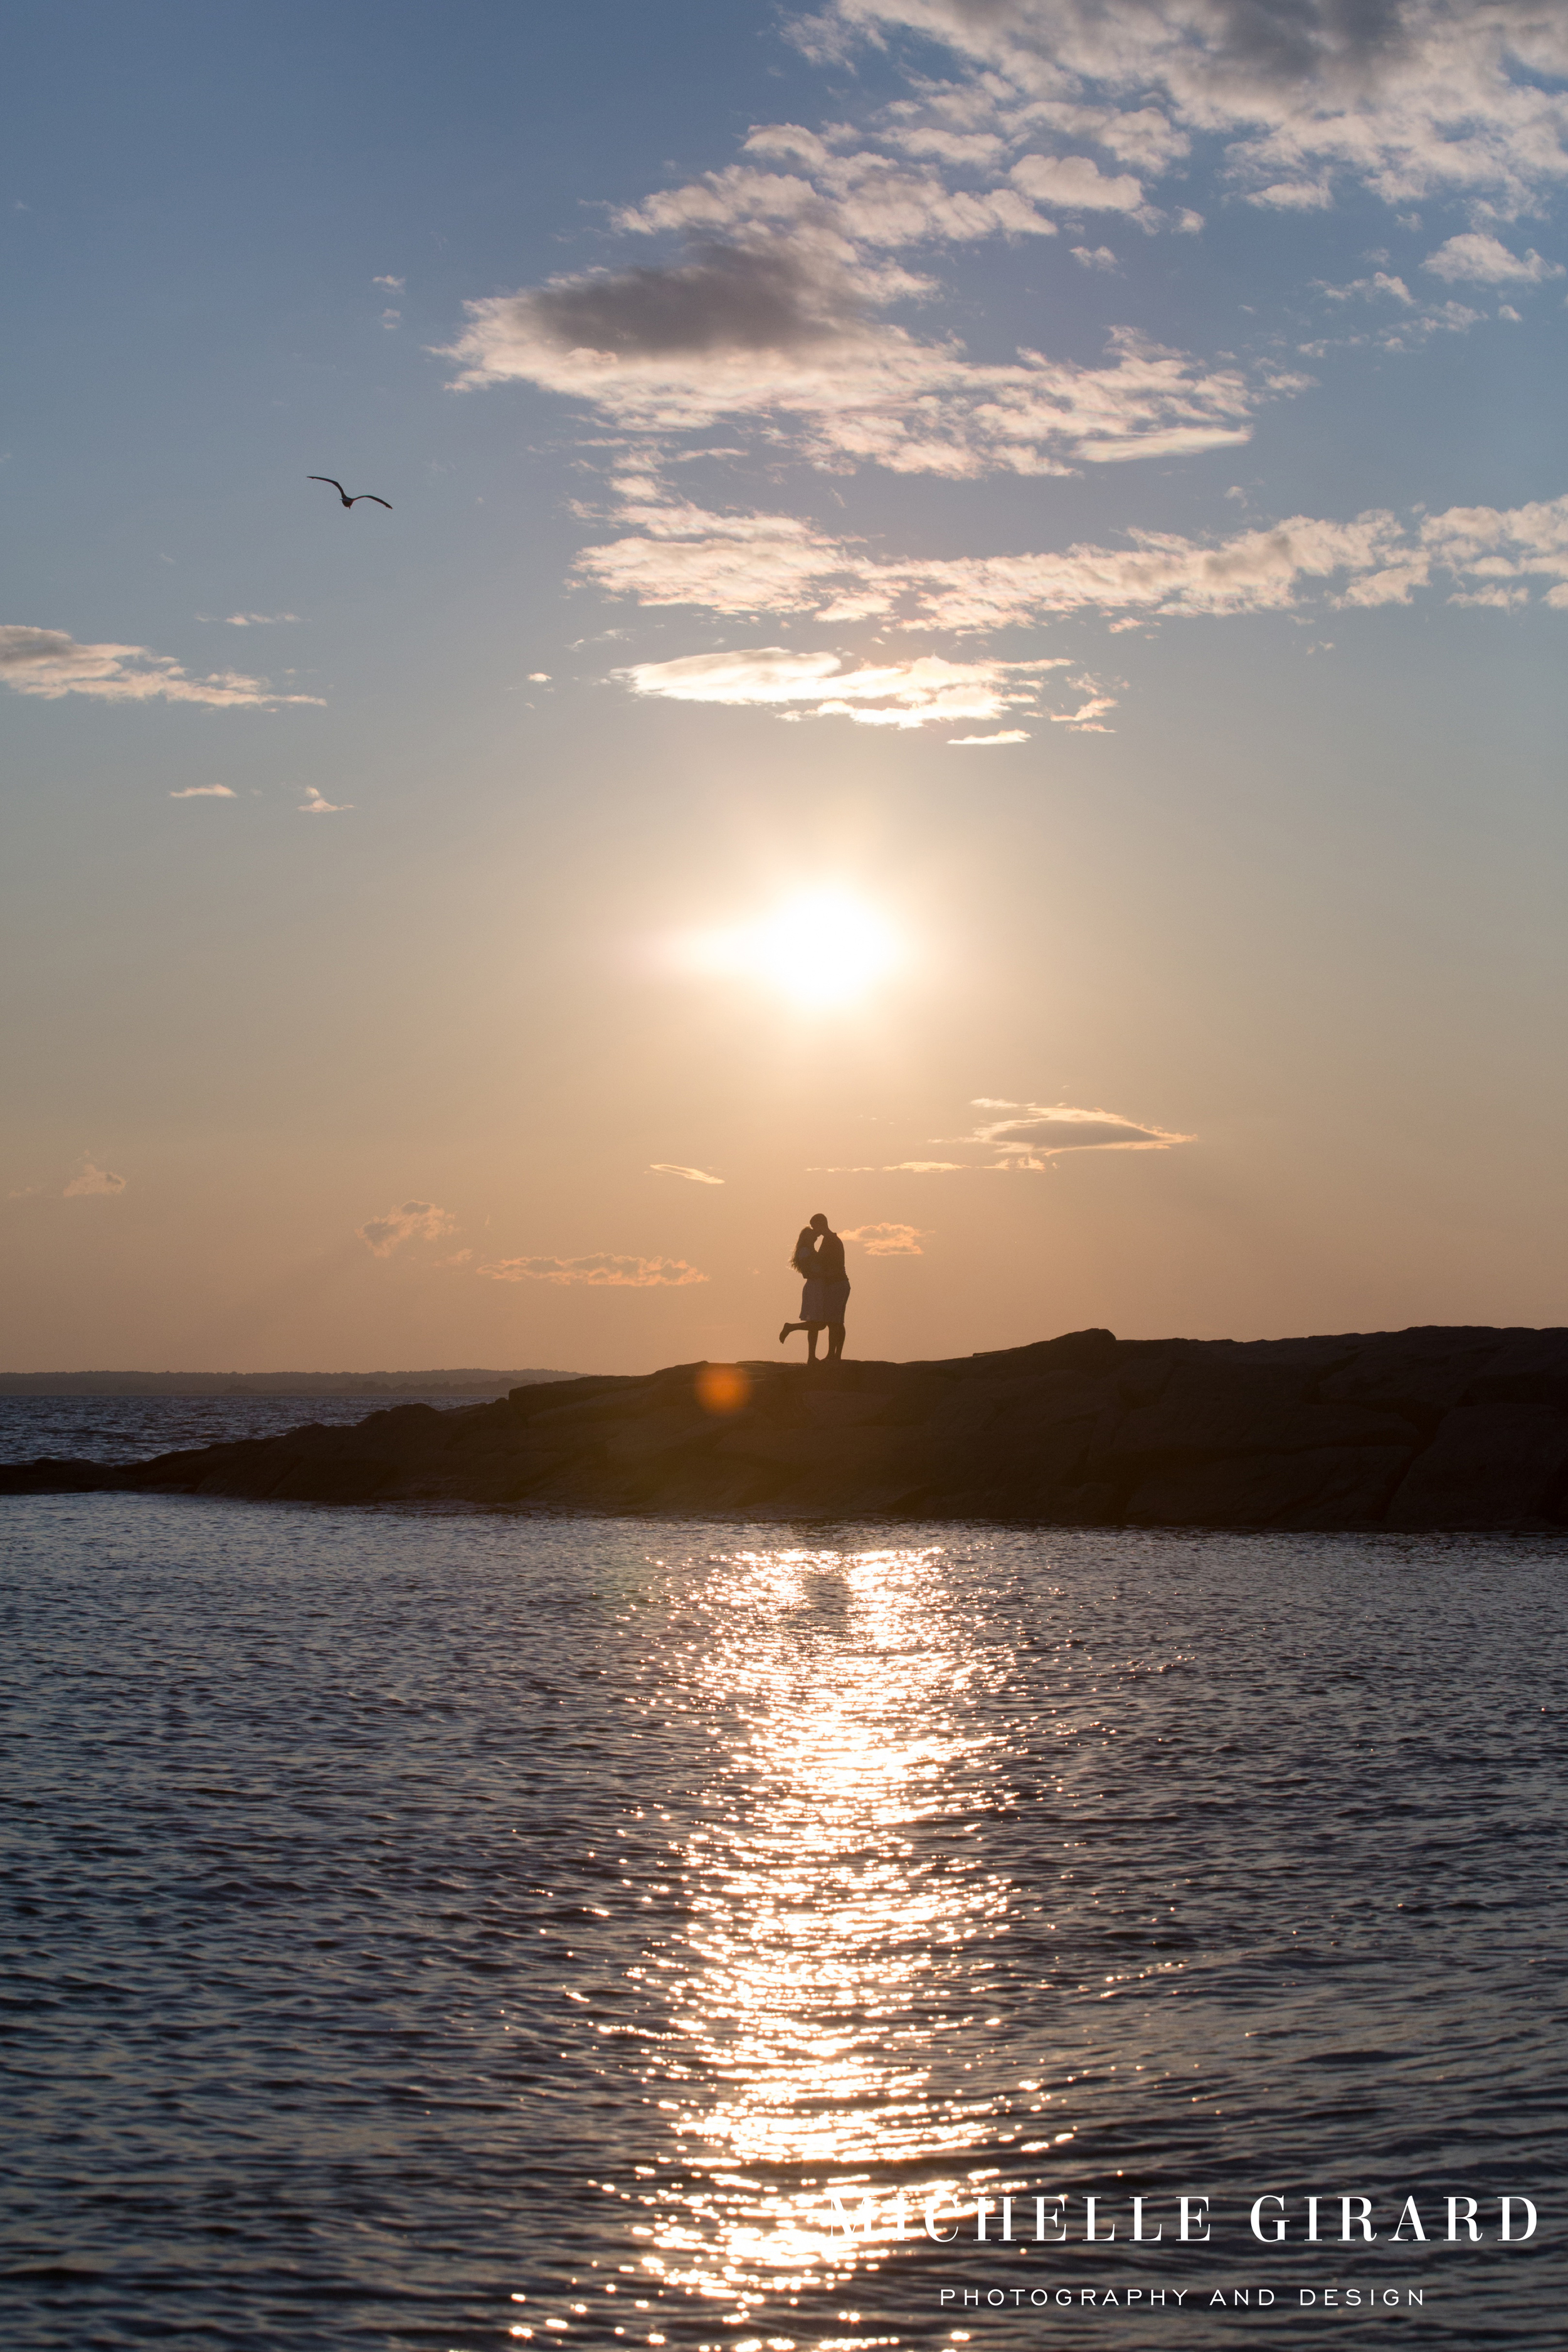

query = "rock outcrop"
[8, 1326, 1568, 1529]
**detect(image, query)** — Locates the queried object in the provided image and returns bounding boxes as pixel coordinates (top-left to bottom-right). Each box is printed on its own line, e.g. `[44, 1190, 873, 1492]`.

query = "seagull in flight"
[308, 476, 391, 511]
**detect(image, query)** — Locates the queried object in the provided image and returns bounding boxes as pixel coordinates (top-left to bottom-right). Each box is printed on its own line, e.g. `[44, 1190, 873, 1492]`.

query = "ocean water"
[0, 1392, 494, 1467]
[1, 1402, 1564, 2350]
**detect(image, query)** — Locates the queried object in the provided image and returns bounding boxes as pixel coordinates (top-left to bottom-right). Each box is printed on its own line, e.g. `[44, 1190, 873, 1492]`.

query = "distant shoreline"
[0, 1370, 572, 1397]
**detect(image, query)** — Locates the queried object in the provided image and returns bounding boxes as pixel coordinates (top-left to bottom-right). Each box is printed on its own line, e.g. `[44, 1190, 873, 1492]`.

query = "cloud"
[842, 1221, 928, 1254]
[1048, 691, 1117, 729]
[357, 1200, 457, 1258]
[449, 226, 1263, 476]
[1422, 233, 1565, 286]
[650, 1162, 725, 1183]
[374, 275, 405, 291]
[805, 1, 1568, 215]
[1318, 270, 1414, 305]
[618, 645, 1065, 728]
[1010, 153, 1142, 211]
[627, 145, 1059, 251]
[169, 783, 236, 798]
[967, 1099, 1194, 1157]
[1246, 177, 1335, 211]
[818, 1103, 1188, 1167]
[1447, 582, 1532, 609]
[299, 787, 352, 814]
[444, 1, 1567, 537]
[454, 240, 863, 373]
[439, 115, 1259, 491]
[477, 1253, 707, 1286]
[220, 612, 300, 627]
[949, 729, 1030, 744]
[578, 499, 866, 615]
[0, 624, 323, 707]
[63, 1156, 127, 1197]
[580, 487, 1568, 633]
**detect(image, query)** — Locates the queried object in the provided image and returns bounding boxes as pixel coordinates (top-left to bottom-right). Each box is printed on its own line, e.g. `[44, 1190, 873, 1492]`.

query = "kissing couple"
[779, 1212, 850, 1365]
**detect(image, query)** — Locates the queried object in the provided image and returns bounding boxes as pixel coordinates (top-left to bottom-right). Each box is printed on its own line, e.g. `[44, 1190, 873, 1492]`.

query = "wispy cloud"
[477, 1253, 707, 1286]
[219, 612, 300, 627]
[169, 783, 236, 798]
[357, 1200, 457, 1258]
[1246, 176, 1335, 212]
[967, 1099, 1194, 1160]
[374, 274, 405, 291]
[1316, 270, 1414, 307]
[842, 1221, 928, 1254]
[299, 787, 352, 815]
[581, 487, 1568, 633]
[822, 1104, 1192, 1173]
[619, 645, 1069, 728]
[0, 624, 323, 707]
[949, 729, 1030, 744]
[650, 1162, 725, 1183]
[63, 1155, 127, 1197]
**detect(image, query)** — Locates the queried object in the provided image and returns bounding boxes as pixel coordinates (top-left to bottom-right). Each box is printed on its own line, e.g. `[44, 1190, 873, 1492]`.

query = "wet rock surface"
[7, 1326, 1568, 1529]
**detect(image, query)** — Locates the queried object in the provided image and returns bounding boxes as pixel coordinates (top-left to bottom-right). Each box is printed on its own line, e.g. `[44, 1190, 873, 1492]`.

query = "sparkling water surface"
[1, 1401, 1563, 2350]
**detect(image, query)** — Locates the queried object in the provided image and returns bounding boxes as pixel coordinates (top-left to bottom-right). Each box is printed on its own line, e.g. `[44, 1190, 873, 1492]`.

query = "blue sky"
[4, 1, 1567, 1371]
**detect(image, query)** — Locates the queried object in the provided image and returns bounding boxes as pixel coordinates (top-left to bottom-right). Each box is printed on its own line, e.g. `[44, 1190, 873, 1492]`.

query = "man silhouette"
[809, 1212, 850, 1364]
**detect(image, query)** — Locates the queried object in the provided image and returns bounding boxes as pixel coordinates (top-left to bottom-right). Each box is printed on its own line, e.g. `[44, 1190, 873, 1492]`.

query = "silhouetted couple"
[779, 1213, 849, 1365]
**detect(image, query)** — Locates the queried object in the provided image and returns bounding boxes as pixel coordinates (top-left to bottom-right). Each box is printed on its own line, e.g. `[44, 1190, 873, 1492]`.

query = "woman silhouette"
[778, 1226, 824, 1362]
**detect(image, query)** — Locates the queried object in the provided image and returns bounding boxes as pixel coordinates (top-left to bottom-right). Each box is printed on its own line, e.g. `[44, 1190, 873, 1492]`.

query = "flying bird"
[308, 477, 391, 511]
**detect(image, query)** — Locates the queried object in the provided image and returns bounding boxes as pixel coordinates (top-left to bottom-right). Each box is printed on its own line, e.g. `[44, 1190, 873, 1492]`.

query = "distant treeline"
[0, 1370, 571, 1397]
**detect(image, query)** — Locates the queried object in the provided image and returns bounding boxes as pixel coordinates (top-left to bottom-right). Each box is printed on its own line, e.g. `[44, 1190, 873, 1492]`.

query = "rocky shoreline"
[7, 1325, 1568, 1529]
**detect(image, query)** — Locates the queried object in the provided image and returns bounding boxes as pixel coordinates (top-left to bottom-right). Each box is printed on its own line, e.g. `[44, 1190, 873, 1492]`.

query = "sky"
[3, 0, 1566, 1374]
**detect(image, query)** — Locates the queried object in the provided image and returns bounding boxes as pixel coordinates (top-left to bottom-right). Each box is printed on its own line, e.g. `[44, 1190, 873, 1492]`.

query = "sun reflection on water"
[630, 1543, 1018, 2318]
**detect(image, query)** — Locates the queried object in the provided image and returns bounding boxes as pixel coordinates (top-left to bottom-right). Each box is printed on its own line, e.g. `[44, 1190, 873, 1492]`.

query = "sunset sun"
[682, 889, 903, 1009]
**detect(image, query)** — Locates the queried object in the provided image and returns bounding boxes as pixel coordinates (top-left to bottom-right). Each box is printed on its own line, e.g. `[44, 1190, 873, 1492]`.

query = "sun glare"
[682, 889, 903, 1009]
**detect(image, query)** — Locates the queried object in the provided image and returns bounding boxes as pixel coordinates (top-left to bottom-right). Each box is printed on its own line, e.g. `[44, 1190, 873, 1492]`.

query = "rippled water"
[0, 1392, 488, 1465]
[2, 1438, 1564, 2348]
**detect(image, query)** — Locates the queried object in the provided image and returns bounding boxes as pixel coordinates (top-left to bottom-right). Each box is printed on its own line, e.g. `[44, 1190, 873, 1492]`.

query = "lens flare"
[696, 1362, 753, 1415]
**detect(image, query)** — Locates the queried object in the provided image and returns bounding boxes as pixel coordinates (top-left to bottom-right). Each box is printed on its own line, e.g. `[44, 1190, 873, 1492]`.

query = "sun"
[683, 889, 903, 1009]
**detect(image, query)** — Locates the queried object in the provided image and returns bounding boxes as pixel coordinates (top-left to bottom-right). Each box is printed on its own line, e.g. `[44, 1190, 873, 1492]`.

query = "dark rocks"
[0, 1456, 127, 1494]
[6, 1325, 1568, 1531]
[1121, 1445, 1414, 1530]
[1383, 1403, 1568, 1531]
